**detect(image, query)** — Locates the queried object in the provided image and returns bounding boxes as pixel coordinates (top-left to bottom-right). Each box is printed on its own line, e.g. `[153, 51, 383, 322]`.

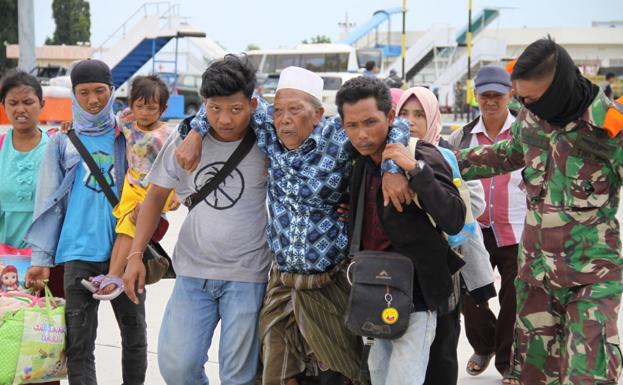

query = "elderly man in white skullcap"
[175, 63, 412, 385]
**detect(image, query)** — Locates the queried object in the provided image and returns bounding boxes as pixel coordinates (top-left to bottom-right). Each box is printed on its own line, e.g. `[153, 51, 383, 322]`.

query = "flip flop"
[466, 352, 494, 376]
[80, 275, 106, 293]
[92, 276, 125, 301]
[502, 369, 518, 384]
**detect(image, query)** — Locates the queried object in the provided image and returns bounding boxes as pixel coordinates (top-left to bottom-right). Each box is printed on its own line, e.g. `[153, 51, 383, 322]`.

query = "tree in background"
[0, 0, 18, 73]
[46, 0, 91, 45]
[302, 35, 332, 44]
[246, 43, 260, 51]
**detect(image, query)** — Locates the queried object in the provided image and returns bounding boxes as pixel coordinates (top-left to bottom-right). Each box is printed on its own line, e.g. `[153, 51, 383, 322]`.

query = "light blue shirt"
[0, 128, 49, 248]
[56, 130, 118, 263]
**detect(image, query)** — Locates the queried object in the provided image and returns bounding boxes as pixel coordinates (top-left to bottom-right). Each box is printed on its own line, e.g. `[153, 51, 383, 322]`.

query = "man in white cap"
[175, 65, 411, 384]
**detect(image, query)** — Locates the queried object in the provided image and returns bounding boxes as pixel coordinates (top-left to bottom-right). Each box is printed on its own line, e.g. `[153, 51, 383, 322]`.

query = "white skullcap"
[276, 66, 324, 102]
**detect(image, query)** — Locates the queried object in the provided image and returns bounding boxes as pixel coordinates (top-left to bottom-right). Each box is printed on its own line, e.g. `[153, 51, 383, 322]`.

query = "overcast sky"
[33, 0, 616, 52]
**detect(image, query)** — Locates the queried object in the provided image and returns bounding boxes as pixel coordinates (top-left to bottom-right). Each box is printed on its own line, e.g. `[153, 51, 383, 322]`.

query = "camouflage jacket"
[457, 90, 623, 289]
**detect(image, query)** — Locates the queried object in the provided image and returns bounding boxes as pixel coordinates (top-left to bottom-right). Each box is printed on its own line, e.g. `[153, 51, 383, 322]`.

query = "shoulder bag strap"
[349, 165, 368, 256]
[66, 129, 119, 207]
[184, 129, 257, 211]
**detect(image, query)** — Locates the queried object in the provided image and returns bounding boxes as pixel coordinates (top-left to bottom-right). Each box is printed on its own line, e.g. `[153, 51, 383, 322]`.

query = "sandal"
[502, 369, 518, 384]
[92, 276, 125, 301]
[466, 352, 494, 376]
[80, 275, 106, 293]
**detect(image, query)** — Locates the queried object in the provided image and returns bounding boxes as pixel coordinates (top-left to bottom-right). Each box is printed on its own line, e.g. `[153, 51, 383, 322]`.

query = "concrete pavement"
[81, 203, 623, 385]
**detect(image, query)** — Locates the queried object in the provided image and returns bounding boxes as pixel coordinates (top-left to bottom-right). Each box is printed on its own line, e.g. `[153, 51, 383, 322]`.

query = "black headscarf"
[522, 45, 599, 127]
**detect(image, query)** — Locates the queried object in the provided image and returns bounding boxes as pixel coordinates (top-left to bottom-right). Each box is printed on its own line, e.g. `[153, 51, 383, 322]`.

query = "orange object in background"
[0, 97, 71, 124]
[506, 60, 517, 75]
[0, 104, 8, 124]
[0, 97, 71, 125]
[39, 97, 72, 124]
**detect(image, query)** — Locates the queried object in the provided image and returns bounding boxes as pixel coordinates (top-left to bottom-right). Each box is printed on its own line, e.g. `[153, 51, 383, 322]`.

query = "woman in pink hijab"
[395, 87, 496, 385]
[396, 86, 443, 145]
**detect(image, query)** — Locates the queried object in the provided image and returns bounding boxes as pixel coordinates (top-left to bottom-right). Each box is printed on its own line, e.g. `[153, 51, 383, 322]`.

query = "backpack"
[407, 137, 477, 248]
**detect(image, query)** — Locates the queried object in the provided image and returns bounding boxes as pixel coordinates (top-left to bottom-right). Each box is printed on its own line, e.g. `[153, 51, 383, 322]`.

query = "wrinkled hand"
[59, 121, 72, 134]
[123, 257, 146, 305]
[337, 203, 350, 223]
[382, 172, 413, 213]
[25, 266, 50, 292]
[382, 143, 417, 172]
[175, 130, 203, 174]
[130, 203, 141, 225]
[119, 108, 134, 121]
[167, 194, 181, 211]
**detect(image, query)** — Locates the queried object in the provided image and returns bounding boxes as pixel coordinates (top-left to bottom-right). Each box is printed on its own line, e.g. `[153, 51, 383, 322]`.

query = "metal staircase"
[92, 2, 224, 88]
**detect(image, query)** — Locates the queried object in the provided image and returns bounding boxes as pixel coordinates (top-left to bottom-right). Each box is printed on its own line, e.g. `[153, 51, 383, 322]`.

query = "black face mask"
[521, 45, 599, 127]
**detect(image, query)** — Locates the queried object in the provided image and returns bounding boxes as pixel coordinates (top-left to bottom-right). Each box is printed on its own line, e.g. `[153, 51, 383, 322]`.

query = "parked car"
[174, 73, 203, 115]
[30, 65, 67, 86]
[318, 72, 360, 116]
[257, 74, 280, 103]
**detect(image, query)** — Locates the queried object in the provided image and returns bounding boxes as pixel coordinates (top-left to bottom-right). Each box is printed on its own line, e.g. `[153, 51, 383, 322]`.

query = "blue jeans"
[368, 310, 437, 385]
[157, 276, 266, 385]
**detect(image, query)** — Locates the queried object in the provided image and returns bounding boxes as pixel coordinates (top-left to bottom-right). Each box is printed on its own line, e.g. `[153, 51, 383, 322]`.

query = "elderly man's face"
[273, 89, 324, 150]
[477, 90, 511, 121]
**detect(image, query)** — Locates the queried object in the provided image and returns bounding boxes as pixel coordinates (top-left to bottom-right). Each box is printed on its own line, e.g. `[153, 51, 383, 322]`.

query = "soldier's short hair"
[511, 35, 557, 82]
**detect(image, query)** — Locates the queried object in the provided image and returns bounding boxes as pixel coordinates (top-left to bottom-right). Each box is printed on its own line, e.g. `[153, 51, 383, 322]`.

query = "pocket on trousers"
[65, 308, 87, 329]
[600, 320, 623, 383]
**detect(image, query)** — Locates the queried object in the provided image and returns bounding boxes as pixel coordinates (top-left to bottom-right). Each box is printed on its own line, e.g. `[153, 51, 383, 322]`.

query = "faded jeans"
[368, 310, 437, 385]
[157, 276, 266, 385]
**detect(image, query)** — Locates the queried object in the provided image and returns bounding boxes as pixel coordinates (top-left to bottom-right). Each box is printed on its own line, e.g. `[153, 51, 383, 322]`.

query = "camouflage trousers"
[510, 278, 623, 385]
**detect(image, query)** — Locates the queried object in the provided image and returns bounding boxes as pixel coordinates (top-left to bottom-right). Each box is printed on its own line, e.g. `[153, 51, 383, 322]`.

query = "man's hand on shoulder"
[382, 172, 413, 213]
[175, 130, 203, 174]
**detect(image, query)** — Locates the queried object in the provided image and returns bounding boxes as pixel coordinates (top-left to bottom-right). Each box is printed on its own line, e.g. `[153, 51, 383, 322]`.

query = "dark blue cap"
[475, 65, 512, 95]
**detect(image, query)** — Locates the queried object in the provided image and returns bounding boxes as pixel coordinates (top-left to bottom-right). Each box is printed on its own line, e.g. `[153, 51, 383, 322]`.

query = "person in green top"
[0, 71, 64, 385]
[0, 71, 50, 247]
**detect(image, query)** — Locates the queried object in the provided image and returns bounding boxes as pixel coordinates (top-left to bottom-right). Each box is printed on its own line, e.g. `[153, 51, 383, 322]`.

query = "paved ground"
[72, 201, 623, 385]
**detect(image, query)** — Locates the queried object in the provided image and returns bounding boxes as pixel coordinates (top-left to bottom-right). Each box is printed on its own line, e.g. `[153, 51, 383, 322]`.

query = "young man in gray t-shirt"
[123, 55, 270, 385]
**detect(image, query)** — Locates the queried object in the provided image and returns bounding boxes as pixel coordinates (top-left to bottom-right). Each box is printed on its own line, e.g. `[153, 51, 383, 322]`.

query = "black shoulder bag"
[67, 129, 175, 284]
[344, 166, 414, 340]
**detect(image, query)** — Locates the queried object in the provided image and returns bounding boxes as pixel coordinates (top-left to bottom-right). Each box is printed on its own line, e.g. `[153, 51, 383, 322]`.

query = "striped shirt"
[468, 112, 526, 247]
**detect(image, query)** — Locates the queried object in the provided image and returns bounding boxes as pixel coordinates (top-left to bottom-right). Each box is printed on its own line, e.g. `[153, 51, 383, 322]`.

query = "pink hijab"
[390, 88, 404, 108]
[396, 86, 442, 145]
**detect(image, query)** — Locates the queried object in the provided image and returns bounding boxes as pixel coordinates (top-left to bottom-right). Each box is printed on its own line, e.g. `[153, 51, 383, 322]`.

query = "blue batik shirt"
[185, 98, 409, 273]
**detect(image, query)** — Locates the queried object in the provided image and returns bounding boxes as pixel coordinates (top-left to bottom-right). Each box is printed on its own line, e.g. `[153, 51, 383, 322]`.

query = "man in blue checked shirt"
[176, 66, 410, 385]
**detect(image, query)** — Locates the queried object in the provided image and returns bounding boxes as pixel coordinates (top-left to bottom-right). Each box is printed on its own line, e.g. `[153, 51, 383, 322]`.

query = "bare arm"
[123, 184, 172, 304]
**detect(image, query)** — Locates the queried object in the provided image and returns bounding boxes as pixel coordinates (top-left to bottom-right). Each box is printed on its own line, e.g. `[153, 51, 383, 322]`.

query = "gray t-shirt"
[147, 130, 270, 283]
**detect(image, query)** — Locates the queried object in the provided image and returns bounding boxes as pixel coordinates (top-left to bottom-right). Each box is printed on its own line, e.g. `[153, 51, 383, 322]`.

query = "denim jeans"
[63, 260, 147, 385]
[157, 276, 266, 385]
[368, 310, 437, 385]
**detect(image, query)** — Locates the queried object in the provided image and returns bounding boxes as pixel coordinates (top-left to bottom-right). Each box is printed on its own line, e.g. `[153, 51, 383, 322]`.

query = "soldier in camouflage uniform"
[456, 38, 623, 385]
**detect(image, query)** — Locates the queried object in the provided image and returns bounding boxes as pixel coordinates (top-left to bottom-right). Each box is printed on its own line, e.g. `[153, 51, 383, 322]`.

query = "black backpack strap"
[67, 129, 119, 207]
[184, 129, 257, 211]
